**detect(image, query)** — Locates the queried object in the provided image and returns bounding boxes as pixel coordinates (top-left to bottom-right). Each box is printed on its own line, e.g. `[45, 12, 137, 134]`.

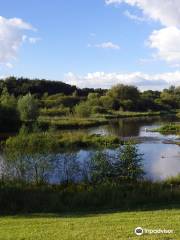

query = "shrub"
[17, 93, 39, 121]
[91, 106, 107, 114]
[74, 101, 91, 117]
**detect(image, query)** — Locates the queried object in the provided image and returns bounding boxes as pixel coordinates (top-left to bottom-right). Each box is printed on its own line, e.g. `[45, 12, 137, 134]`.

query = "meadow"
[0, 209, 179, 240]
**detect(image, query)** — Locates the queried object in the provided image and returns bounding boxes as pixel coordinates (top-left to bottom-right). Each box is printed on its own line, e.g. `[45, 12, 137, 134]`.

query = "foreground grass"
[0, 209, 179, 240]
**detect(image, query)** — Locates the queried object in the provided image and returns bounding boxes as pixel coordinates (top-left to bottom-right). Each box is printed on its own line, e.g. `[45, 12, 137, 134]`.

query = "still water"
[95, 116, 180, 180]
[1, 116, 180, 182]
[69, 116, 180, 181]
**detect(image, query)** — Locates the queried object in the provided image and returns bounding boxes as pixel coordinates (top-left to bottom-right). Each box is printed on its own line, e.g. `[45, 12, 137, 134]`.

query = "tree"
[0, 87, 20, 132]
[120, 99, 134, 111]
[107, 84, 140, 102]
[100, 95, 115, 109]
[87, 93, 101, 106]
[4, 132, 59, 183]
[160, 90, 178, 109]
[17, 93, 39, 121]
[74, 101, 91, 117]
[58, 152, 80, 184]
[115, 143, 144, 181]
[90, 151, 113, 183]
[0, 87, 17, 109]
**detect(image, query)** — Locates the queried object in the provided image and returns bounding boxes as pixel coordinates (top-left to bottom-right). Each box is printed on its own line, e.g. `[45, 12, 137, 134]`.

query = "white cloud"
[28, 37, 41, 44]
[106, 0, 180, 66]
[124, 10, 146, 22]
[6, 63, 13, 69]
[90, 41, 120, 50]
[148, 27, 180, 66]
[64, 71, 180, 90]
[0, 16, 37, 67]
[105, 0, 180, 27]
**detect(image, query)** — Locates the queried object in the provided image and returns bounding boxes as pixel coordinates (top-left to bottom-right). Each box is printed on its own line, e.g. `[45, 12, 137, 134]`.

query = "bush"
[74, 101, 91, 117]
[91, 106, 107, 114]
[0, 181, 179, 213]
[17, 93, 39, 121]
[40, 105, 70, 117]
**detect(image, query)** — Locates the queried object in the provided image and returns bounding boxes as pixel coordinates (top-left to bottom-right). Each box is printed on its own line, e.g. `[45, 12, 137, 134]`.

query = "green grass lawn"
[0, 209, 179, 240]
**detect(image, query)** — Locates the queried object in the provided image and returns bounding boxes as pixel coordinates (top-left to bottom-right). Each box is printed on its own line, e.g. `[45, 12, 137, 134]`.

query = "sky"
[0, 0, 180, 90]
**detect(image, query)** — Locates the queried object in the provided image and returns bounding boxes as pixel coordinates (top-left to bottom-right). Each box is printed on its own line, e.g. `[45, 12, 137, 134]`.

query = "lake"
[1, 116, 180, 182]
[65, 116, 180, 181]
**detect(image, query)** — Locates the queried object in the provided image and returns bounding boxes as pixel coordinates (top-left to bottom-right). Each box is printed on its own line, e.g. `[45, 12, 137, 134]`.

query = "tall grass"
[0, 181, 180, 213]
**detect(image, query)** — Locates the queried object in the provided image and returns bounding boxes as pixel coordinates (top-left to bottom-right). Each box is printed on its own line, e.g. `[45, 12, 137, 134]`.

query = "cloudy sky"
[0, 0, 180, 90]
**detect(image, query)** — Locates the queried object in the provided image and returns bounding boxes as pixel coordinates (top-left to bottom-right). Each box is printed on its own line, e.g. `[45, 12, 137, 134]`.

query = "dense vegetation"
[0, 77, 179, 132]
[0, 77, 179, 214]
[0, 76, 105, 97]
[1, 134, 180, 213]
[1, 180, 180, 214]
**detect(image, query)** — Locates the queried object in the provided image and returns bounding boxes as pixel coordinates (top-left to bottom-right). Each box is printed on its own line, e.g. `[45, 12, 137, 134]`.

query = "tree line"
[0, 76, 105, 97]
[0, 77, 179, 132]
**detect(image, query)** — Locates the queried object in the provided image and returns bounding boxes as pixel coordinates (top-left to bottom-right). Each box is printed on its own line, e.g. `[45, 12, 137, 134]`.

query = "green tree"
[100, 95, 115, 109]
[4, 132, 59, 183]
[74, 101, 91, 117]
[17, 93, 39, 121]
[87, 93, 101, 106]
[115, 143, 144, 181]
[0, 87, 17, 109]
[107, 84, 140, 102]
[90, 151, 113, 183]
[120, 99, 134, 111]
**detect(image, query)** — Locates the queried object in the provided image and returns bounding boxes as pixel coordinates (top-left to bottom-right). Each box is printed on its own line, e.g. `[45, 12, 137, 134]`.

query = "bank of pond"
[0, 128, 179, 213]
[1, 180, 180, 214]
[151, 123, 180, 135]
[0, 114, 179, 214]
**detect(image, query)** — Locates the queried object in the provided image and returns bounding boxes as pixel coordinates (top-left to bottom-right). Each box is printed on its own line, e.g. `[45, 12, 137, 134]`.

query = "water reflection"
[86, 116, 180, 180]
[139, 143, 180, 180]
[88, 116, 178, 138]
[1, 116, 180, 182]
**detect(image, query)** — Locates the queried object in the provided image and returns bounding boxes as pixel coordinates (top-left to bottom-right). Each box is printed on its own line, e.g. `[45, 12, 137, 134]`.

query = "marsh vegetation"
[0, 77, 179, 213]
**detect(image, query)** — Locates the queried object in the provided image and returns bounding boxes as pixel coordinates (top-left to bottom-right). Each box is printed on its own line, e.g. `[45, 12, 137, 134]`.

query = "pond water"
[1, 116, 180, 182]
[68, 116, 180, 181]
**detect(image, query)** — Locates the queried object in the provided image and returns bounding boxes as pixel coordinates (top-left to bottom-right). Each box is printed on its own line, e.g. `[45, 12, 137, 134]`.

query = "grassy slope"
[0, 210, 179, 240]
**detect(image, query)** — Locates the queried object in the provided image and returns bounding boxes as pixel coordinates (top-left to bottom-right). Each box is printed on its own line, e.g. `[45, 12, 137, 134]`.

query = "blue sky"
[0, 0, 180, 89]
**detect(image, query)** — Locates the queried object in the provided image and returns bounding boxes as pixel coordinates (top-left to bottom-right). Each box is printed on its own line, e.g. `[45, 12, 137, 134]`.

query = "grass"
[38, 116, 108, 129]
[0, 209, 179, 240]
[151, 123, 180, 135]
[38, 111, 161, 130]
[57, 132, 121, 148]
[177, 111, 180, 118]
[111, 110, 161, 118]
[4, 131, 122, 152]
